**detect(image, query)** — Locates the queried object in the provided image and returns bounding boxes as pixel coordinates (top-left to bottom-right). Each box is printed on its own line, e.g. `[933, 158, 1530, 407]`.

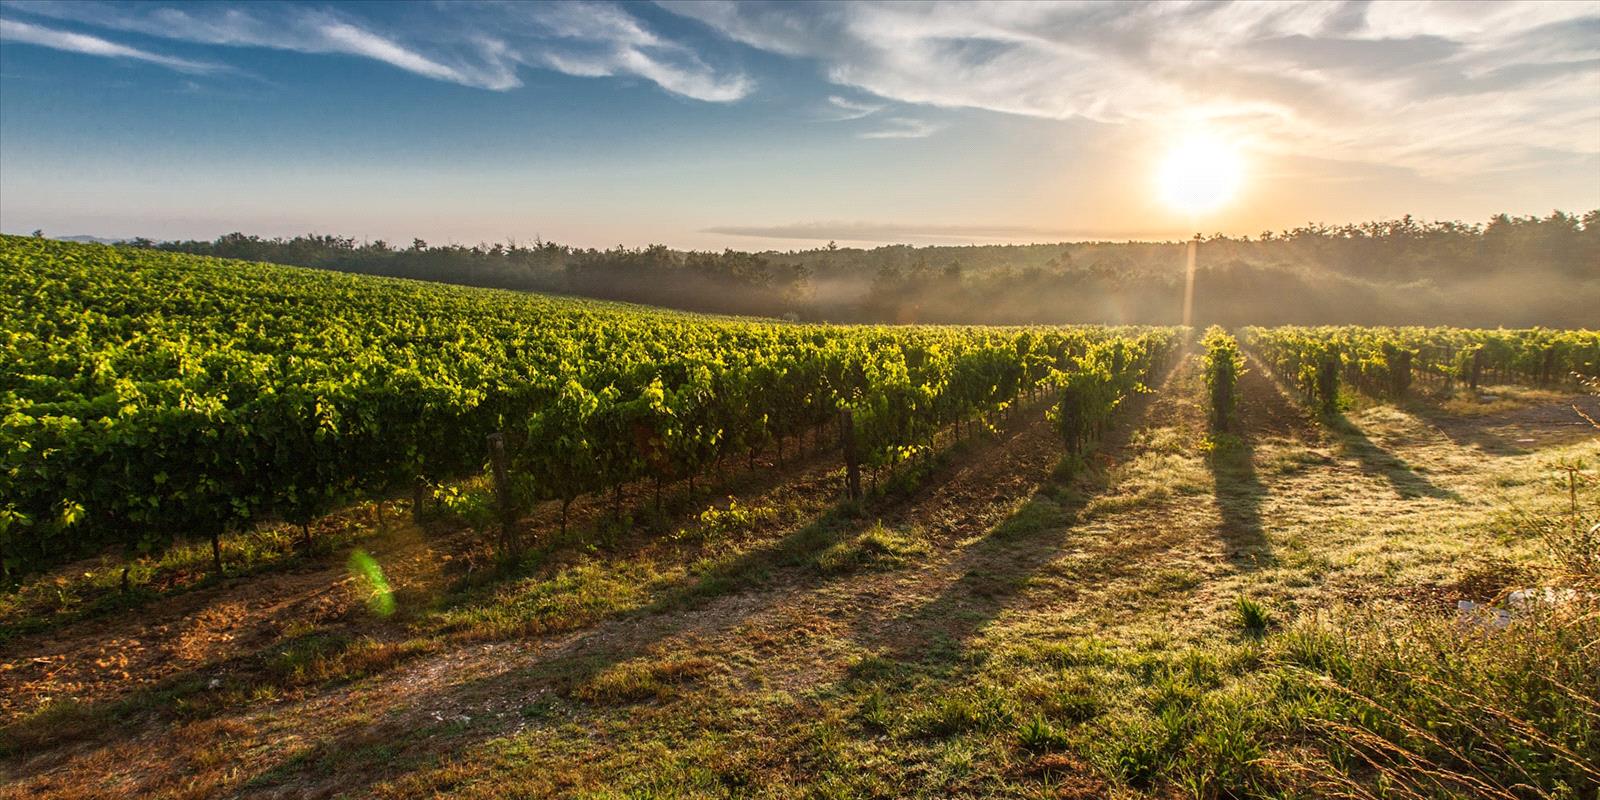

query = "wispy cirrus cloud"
[3, 0, 751, 101]
[527, 2, 751, 102]
[824, 95, 881, 121]
[3, 1, 520, 89]
[311, 18, 516, 89]
[819, 95, 939, 139]
[661, 0, 1600, 173]
[858, 117, 941, 140]
[0, 17, 223, 74]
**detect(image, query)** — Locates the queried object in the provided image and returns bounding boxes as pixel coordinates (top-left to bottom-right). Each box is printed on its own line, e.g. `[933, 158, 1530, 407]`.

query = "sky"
[1, 0, 1597, 251]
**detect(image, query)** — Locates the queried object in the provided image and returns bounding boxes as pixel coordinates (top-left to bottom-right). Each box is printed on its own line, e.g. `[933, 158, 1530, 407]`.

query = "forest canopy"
[130, 210, 1599, 327]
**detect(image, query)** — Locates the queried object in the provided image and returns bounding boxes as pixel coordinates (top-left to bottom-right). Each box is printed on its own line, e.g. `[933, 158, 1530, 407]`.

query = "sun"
[1157, 133, 1243, 215]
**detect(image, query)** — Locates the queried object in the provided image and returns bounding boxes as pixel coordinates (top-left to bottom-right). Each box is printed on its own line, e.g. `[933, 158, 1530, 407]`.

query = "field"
[2, 238, 1598, 798]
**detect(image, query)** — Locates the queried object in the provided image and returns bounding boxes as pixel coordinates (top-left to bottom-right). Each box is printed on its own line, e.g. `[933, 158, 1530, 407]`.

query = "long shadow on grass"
[842, 358, 1185, 670]
[173, 407, 1062, 794]
[1237, 351, 1461, 501]
[0, 486, 885, 791]
[1207, 363, 1291, 571]
[1400, 398, 1536, 457]
[1208, 432, 1272, 570]
[1327, 412, 1462, 501]
[0, 432, 859, 780]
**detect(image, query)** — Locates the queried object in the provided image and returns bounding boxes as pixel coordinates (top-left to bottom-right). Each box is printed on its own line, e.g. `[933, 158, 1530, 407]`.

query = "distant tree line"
[138, 210, 1599, 327]
[136, 234, 810, 318]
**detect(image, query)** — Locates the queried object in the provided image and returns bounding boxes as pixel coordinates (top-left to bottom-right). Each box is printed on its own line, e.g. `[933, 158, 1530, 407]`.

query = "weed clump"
[813, 521, 928, 574]
[687, 498, 779, 541]
[574, 654, 717, 705]
[1234, 595, 1271, 637]
[1018, 715, 1070, 751]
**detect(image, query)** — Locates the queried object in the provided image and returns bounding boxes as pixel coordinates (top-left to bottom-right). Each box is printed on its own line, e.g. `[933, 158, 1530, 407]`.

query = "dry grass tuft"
[574, 654, 718, 705]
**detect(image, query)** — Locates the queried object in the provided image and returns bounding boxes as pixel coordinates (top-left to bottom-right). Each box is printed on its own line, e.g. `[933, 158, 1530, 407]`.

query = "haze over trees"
[140, 210, 1600, 328]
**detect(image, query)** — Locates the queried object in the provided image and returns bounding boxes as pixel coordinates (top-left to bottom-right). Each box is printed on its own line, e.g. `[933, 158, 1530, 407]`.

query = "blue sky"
[1, 0, 1597, 250]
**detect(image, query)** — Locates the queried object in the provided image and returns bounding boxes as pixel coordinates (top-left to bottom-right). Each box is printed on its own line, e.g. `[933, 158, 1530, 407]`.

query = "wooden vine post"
[839, 409, 862, 501]
[1316, 355, 1339, 414]
[1392, 349, 1412, 399]
[412, 476, 428, 528]
[487, 432, 519, 559]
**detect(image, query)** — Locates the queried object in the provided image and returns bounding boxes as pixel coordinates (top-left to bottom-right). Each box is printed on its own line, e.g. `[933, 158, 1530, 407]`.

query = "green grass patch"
[813, 521, 929, 575]
[574, 654, 718, 705]
[422, 558, 664, 641]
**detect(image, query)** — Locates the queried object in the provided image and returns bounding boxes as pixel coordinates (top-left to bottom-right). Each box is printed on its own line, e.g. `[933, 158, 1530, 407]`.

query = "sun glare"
[1157, 133, 1243, 215]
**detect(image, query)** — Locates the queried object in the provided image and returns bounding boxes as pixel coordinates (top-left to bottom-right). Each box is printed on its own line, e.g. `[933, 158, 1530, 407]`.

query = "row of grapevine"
[1384, 328, 1598, 390]
[1050, 331, 1179, 456]
[1241, 328, 1343, 412]
[1202, 327, 1244, 430]
[1241, 326, 1600, 412]
[0, 236, 1173, 575]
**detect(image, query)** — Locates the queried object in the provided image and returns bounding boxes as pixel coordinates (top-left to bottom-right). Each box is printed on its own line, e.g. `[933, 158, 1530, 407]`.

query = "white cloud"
[611, 47, 750, 102]
[6, 2, 521, 89]
[315, 19, 517, 90]
[1359, 1, 1596, 41]
[531, 2, 664, 49]
[859, 117, 941, 140]
[662, 0, 1600, 173]
[542, 52, 614, 79]
[6, 1, 749, 101]
[0, 17, 223, 74]
[825, 95, 882, 120]
[527, 2, 752, 102]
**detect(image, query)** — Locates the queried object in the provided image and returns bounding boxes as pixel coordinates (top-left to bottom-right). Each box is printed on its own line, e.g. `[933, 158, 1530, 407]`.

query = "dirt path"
[2, 565, 347, 714]
[285, 394, 1085, 795]
[1237, 352, 1321, 440]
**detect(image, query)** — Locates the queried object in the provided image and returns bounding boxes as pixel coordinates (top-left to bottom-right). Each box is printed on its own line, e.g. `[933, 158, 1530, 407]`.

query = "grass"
[5, 358, 1599, 799]
[265, 633, 436, 687]
[421, 558, 667, 641]
[0, 500, 400, 644]
[1018, 714, 1073, 752]
[813, 521, 929, 574]
[1278, 602, 1600, 797]
[574, 653, 719, 705]
[1234, 595, 1271, 636]
[1436, 384, 1569, 416]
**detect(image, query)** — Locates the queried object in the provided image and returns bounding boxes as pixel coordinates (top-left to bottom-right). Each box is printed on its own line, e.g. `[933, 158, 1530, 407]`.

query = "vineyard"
[2, 236, 1597, 799]
[1242, 325, 1600, 412]
[4, 0, 1596, 789]
[0, 235, 1176, 576]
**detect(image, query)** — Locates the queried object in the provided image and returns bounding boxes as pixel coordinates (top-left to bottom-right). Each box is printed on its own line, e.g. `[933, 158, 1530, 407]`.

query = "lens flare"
[348, 548, 395, 616]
